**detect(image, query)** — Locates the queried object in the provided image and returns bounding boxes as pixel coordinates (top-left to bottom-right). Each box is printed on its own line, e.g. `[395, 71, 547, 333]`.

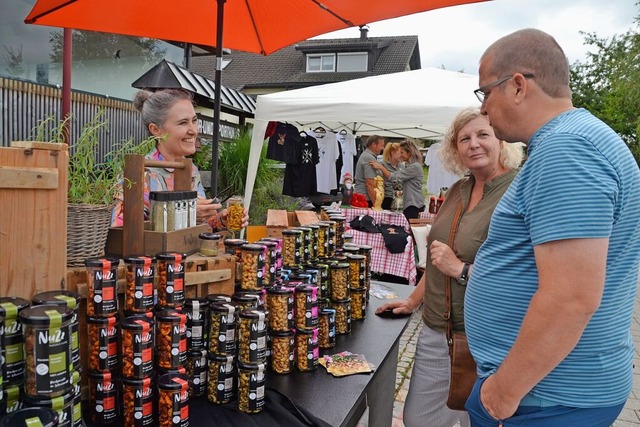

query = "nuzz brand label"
[1, 302, 25, 384]
[33, 309, 71, 395]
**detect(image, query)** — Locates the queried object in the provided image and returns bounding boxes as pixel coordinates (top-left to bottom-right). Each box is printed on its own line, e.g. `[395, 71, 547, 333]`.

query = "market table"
[341, 208, 417, 286]
[268, 281, 414, 427]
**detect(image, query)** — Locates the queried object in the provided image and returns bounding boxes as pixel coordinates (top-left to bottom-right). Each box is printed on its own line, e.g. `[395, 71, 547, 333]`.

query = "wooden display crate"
[265, 209, 319, 237]
[105, 223, 210, 258]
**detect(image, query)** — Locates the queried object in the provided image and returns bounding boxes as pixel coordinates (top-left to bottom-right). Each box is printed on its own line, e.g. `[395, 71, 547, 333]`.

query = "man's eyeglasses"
[474, 73, 535, 103]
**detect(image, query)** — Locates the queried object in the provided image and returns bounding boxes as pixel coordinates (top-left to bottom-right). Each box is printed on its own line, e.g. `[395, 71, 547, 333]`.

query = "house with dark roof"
[192, 29, 421, 96]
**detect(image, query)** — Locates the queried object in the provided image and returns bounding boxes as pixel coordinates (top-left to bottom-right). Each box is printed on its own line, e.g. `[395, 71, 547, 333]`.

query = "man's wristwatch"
[457, 262, 471, 285]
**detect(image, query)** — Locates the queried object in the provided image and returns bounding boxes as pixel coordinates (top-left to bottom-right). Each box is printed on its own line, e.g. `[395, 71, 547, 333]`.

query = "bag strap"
[444, 201, 464, 353]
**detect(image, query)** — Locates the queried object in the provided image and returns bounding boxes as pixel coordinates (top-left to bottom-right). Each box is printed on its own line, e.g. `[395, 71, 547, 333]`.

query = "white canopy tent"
[244, 67, 480, 208]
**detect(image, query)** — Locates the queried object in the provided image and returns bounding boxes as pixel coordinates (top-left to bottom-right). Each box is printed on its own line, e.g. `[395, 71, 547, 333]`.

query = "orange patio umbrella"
[25, 0, 489, 193]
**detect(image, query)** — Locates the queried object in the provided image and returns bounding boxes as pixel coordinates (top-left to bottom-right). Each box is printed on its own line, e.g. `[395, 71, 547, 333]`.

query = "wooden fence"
[0, 77, 146, 162]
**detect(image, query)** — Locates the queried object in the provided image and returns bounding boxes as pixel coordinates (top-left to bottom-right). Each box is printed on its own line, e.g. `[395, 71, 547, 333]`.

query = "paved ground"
[357, 288, 640, 427]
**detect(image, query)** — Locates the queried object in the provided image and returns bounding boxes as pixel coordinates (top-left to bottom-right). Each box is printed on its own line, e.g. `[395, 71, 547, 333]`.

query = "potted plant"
[31, 110, 154, 266]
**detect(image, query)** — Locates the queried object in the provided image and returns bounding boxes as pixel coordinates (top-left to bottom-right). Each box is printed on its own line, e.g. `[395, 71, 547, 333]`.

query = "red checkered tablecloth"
[419, 211, 437, 220]
[341, 208, 410, 232]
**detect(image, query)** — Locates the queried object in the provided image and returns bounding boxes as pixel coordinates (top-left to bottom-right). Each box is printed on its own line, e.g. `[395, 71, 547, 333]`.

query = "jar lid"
[306, 224, 320, 230]
[238, 309, 267, 320]
[319, 220, 336, 225]
[232, 292, 262, 303]
[346, 254, 366, 261]
[257, 239, 277, 248]
[155, 366, 186, 377]
[150, 191, 171, 202]
[156, 252, 187, 261]
[84, 256, 120, 268]
[19, 305, 72, 325]
[0, 296, 30, 317]
[87, 314, 120, 325]
[289, 273, 311, 282]
[184, 190, 198, 199]
[282, 229, 303, 235]
[0, 408, 59, 427]
[330, 298, 352, 304]
[269, 329, 294, 337]
[32, 291, 81, 309]
[315, 222, 329, 228]
[240, 243, 266, 252]
[266, 285, 293, 295]
[199, 233, 221, 241]
[123, 311, 155, 322]
[207, 352, 235, 363]
[123, 255, 156, 264]
[328, 215, 346, 221]
[295, 327, 319, 335]
[260, 237, 282, 244]
[342, 244, 360, 252]
[357, 245, 373, 252]
[121, 316, 152, 330]
[330, 262, 350, 270]
[319, 308, 336, 316]
[184, 298, 209, 309]
[86, 370, 117, 381]
[209, 303, 236, 314]
[156, 309, 187, 323]
[224, 238, 248, 247]
[236, 361, 266, 371]
[22, 387, 75, 407]
[206, 294, 232, 305]
[294, 226, 311, 232]
[188, 348, 207, 358]
[332, 255, 348, 262]
[157, 373, 190, 390]
[295, 284, 317, 293]
[122, 376, 155, 387]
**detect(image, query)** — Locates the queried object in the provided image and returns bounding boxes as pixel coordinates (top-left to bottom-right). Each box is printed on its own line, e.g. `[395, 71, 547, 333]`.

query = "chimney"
[359, 25, 369, 40]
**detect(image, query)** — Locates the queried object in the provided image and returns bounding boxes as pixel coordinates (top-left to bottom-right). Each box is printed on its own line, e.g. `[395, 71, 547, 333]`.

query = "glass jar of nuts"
[121, 376, 155, 427]
[225, 195, 245, 232]
[269, 330, 294, 374]
[157, 373, 190, 427]
[206, 353, 235, 405]
[329, 263, 351, 301]
[318, 308, 336, 349]
[295, 328, 319, 372]
[237, 309, 268, 364]
[239, 244, 267, 291]
[121, 316, 154, 379]
[86, 314, 120, 373]
[350, 288, 367, 320]
[156, 252, 187, 308]
[331, 299, 352, 335]
[123, 255, 155, 313]
[86, 371, 118, 425]
[156, 309, 187, 369]
[208, 303, 237, 356]
[346, 254, 367, 290]
[84, 257, 119, 317]
[183, 298, 209, 351]
[266, 286, 294, 332]
[281, 229, 303, 269]
[185, 349, 208, 397]
[237, 362, 266, 414]
[294, 285, 319, 330]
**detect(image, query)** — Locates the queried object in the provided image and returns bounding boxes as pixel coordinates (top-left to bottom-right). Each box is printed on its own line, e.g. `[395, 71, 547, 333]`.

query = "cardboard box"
[265, 209, 319, 237]
[105, 223, 210, 258]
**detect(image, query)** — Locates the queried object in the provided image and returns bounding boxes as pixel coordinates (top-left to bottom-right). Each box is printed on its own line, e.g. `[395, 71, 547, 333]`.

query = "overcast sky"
[316, 0, 638, 75]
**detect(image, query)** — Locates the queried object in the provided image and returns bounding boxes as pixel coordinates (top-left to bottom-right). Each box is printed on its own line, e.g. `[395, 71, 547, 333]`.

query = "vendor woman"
[111, 88, 248, 230]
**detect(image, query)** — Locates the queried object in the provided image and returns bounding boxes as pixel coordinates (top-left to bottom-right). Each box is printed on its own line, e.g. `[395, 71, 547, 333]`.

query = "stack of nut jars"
[0, 297, 30, 418]
[30, 290, 83, 427]
[183, 298, 208, 399]
[84, 256, 121, 426]
[289, 274, 320, 373]
[120, 254, 157, 427]
[206, 294, 237, 408]
[154, 252, 189, 427]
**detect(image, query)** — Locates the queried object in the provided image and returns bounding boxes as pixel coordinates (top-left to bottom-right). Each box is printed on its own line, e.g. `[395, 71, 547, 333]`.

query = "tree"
[570, 6, 640, 165]
[2, 45, 25, 76]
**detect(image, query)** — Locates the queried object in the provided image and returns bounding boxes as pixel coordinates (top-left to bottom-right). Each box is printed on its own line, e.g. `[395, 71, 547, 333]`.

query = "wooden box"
[0, 142, 68, 300]
[265, 210, 319, 237]
[105, 223, 210, 258]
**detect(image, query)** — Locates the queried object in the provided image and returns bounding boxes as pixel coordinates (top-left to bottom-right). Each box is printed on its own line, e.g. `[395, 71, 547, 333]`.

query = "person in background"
[424, 141, 462, 196]
[112, 88, 248, 230]
[464, 29, 640, 427]
[353, 134, 385, 207]
[375, 107, 523, 427]
[381, 142, 402, 210]
[370, 139, 425, 220]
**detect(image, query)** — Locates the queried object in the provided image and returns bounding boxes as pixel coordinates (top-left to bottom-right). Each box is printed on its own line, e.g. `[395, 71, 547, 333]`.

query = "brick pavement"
[358, 287, 640, 427]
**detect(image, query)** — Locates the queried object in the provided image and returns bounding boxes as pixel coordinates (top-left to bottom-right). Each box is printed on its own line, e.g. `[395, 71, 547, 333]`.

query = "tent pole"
[62, 28, 72, 144]
[210, 0, 226, 198]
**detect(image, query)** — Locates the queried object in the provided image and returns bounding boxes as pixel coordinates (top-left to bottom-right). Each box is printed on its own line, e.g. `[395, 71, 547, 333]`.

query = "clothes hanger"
[339, 129, 348, 135]
[314, 126, 326, 133]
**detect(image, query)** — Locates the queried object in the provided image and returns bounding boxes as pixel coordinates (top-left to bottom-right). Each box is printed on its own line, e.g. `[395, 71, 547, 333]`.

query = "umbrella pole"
[62, 28, 72, 144]
[210, 0, 226, 198]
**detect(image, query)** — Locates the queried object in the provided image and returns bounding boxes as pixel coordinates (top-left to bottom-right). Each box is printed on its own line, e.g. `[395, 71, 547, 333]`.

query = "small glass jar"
[223, 238, 247, 259]
[198, 233, 221, 257]
[207, 353, 235, 405]
[329, 263, 350, 301]
[260, 237, 283, 271]
[20, 306, 73, 398]
[85, 257, 119, 317]
[185, 190, 198, 228]
[294, 285, 319, 330]
[318, 308, 336, 349]
[308, 262, 329, 301]
[295, 328, 319, 372]
[237, 309, 268, 364]
[256, 240, 277, 286]
[351, 288, 367, 320]
[121, 316, 154, 379]
[226, 195, 245, 231]
[206, 293, 232, 305]
[86, 371, 118, 425]
[123, 255, 155, 313]
[208, 303, 236, 356]
[232, 291, 263, 311]
[4, 383, 24, 415]
[237, 362, 266, 414]
[331, 299, 352, 335]
[121, 377, 155, 427]
[315, 222, 329, 258]
[156, 252, 187, 308]
[281, 229, 303, 268]
[293, 226, 312, 263]
[269, 330, 294, 374]
[343, 233, 353, 245]
[0, 408, 59, 427]
[149, 191, 170, 232]
[266, 286, 294, 332]
[328, 214, 346, 248]
[86, 314, 120, 373]
[156, 309, 187, 369]
[185, 349, 208, 398]
[320, 220, 337, 257]
[357, 244, 373, 300]
[157, 373, 190, 427]
[239, 244, 267, 291]
[22, 388, 77, 427]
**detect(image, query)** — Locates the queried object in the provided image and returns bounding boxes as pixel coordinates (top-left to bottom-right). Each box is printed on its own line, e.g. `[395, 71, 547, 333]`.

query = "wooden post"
[123, 154, 145, 256]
